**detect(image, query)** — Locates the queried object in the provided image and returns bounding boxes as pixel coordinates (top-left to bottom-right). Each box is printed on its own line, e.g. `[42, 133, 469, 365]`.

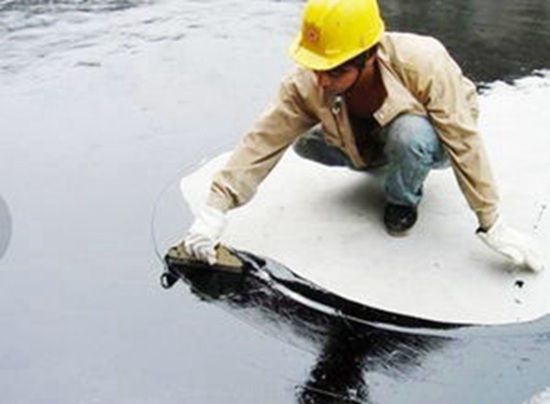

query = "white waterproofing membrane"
[181, 72, 550, 325]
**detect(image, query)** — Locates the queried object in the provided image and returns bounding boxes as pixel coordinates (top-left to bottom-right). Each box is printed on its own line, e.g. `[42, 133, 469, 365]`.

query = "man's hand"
[184, 205, 227, 265]
[477, 217, 544, 272]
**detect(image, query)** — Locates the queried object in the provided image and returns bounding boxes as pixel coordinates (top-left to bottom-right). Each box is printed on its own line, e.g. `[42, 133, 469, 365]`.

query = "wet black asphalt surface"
[0, 0, 549, 403]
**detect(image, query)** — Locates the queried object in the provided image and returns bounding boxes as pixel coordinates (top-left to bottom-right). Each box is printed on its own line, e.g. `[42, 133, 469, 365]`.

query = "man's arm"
[404, 37, 498, 229]
[404, 37, 542, 271]
[208, 70, 319, 213]
[185, 69, 318, 263]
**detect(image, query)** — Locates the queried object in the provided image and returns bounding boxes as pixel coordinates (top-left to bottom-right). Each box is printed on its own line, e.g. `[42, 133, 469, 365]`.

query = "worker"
[183, 0, 543, 272]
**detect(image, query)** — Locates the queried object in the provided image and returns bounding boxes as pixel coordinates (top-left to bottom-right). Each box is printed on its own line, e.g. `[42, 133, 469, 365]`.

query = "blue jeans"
[293, 114, 449, 207]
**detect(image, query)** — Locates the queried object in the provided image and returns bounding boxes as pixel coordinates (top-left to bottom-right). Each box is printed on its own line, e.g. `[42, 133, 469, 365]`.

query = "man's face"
[313, 65, 361, 95]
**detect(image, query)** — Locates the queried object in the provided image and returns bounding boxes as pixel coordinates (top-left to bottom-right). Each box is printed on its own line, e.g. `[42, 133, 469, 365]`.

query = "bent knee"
[384, 115, 442, 159]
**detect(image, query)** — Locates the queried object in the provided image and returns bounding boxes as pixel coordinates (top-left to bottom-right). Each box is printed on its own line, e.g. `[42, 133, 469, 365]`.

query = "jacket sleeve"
[207, 71, 318, 212]
[405, 39, 499, 229]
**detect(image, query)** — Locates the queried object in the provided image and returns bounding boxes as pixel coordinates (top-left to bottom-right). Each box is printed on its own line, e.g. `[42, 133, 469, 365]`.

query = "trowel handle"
[160, 272, 179, 289]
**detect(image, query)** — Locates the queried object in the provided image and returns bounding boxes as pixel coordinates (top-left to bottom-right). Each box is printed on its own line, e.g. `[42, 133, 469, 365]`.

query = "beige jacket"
[207, 32, 499, 229]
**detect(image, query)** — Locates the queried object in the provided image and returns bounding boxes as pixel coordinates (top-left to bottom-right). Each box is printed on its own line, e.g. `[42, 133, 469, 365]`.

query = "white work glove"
[476, 217, 544, 272]
[184, 205, 227, 265]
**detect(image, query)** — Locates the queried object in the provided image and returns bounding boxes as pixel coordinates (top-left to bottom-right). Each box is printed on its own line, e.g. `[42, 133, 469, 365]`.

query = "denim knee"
[383, 115, 448, 168]
[382, 114, 449, 206]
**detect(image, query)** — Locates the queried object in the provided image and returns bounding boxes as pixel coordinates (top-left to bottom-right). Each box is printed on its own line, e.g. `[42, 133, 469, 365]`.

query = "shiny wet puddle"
[0, 0, 549, 402]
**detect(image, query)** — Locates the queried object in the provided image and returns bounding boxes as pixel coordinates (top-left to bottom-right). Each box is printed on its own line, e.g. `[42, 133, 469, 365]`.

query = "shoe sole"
[385, 227, 413, 237]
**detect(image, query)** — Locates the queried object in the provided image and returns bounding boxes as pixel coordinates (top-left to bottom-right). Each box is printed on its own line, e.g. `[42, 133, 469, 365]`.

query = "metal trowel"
[164, 242, 244, 273]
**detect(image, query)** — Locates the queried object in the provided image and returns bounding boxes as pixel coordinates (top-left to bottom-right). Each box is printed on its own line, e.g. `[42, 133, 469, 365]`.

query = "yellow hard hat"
[289, 0, 385, 71]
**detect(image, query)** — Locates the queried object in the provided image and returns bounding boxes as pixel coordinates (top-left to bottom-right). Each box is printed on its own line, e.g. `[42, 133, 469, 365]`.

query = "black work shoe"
[384, 203, 418, 236]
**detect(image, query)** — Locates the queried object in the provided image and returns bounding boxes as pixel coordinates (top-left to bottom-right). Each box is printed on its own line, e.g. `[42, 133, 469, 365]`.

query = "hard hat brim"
[289, 35, 348, 71]
[289, 32, 381, 71]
